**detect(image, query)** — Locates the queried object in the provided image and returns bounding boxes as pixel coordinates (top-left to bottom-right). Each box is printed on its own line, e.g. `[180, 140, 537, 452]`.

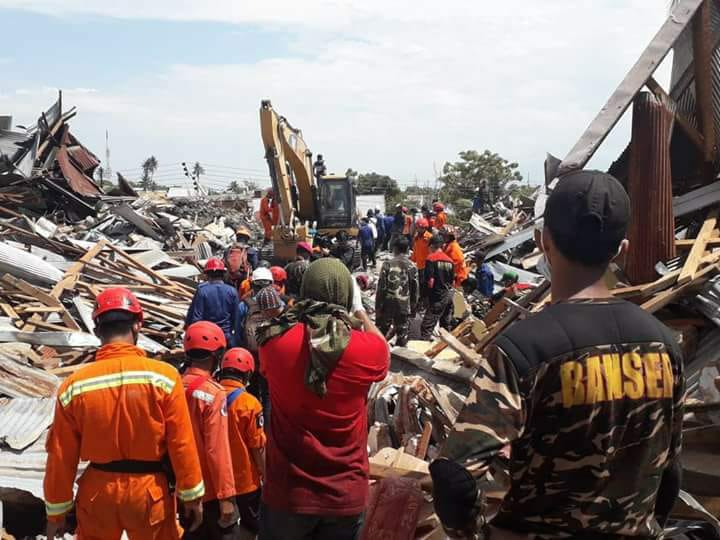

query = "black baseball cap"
[544, 170, 630, 265]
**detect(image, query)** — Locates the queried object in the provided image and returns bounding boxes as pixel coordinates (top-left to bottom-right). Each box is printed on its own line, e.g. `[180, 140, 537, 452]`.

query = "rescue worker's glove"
[430, 458, 483, 537]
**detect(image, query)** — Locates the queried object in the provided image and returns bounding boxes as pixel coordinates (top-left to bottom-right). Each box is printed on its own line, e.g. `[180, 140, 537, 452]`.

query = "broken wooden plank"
[1, 274, 80, 331]
[415, 421, 433, 460]
[438, 327, 481, 367]
[678, 209, 718, 285]
[642, 262, 719, 313]
[425, 318, 474, 359]
[50, 239, 107, 298]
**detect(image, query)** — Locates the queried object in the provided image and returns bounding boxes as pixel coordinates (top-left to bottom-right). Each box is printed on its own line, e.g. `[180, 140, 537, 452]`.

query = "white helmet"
[251, 267, 273, 283]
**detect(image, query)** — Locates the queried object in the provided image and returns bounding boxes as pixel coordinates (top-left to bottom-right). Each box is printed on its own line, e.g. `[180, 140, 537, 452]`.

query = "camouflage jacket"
[441, 299, 685, 539]
[376, 254, 420, 316]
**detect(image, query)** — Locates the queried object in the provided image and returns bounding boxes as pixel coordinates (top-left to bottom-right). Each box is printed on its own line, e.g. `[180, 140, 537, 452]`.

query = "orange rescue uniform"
[410, 231, 433, 271]
[44, 343, 204, 540]
[220, 379, 266, 495]
[434, 211, 447, 229]
[260, 197, 277, 241]
[402, 214, 413, 236]
[444, 240, 469, 287]
[182, 367, 236, 503]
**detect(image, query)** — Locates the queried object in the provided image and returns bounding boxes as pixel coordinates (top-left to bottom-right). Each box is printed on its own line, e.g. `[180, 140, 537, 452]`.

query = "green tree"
[228, 181, 242, 194]
[440, 150, 522, 209]
[356, 172, 400, 196]
[141, 156, 158, 191]
[243, 180, 259, 192]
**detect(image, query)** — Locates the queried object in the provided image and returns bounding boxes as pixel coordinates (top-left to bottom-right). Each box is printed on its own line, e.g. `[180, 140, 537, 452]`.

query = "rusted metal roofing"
[625, 93, 676, 283]
[67, 145, 100, 174]
[0, 352, 59, 398]
[0, 398, 54, 450]
[55, 147, 103, 197]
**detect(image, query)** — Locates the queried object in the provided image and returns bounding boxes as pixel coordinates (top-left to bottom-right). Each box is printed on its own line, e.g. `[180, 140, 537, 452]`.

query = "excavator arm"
[259, 100, 316, 223]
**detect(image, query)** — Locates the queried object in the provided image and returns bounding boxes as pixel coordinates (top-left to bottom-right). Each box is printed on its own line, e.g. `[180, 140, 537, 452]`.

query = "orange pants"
[261, 218, 273, 241]
[75, 468, 181, 540]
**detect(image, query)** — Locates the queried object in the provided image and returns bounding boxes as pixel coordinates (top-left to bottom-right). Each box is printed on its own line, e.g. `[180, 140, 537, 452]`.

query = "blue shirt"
[185, 281, 240, 342]
[358, 224, 374, 249]
[383, 215, 396, 235]
[476, 263, 494, 297]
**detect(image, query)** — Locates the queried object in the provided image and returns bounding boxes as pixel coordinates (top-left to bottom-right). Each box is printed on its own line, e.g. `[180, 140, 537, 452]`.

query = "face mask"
[537, 253, 552, 282]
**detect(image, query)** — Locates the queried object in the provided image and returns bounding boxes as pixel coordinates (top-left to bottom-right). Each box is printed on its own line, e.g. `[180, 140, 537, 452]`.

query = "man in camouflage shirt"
[376, 236, 419, 347]
[430, 171, 685, 539]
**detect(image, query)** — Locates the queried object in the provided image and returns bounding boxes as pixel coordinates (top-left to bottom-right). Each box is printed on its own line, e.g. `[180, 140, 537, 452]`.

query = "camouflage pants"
[377, 313, 410, 347]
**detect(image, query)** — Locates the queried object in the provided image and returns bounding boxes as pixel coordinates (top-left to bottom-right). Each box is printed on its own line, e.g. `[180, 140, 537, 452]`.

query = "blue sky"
[0, 1, 672, 189]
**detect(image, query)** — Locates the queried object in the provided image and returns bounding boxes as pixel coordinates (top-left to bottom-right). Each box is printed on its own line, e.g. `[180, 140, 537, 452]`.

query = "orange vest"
[411, 231, 433, 270]
[44, 343, 204, 521]
[444, 240, 468, 287]
[183, 367, 236, 502]
[221, 379, 266, 496]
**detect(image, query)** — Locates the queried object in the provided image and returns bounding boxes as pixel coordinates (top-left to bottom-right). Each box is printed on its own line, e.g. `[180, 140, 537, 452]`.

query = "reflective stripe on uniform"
[46, 499, 73, 516]
[178, 480, 205, 502]
[59, 371, 176, 407]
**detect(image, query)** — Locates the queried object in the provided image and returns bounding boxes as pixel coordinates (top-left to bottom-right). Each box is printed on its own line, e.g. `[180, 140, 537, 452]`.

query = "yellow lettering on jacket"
[585, 356, 606, 403]
[559, 351, 674, 408]
[601, 354, 624, 400]
[560, 361, 584, 408]
[622, 352, 645, 400]
[660, 353, 674, 398]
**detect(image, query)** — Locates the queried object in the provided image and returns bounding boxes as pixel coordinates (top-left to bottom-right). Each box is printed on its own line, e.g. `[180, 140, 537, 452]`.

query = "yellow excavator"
[260, 100, 358, 261]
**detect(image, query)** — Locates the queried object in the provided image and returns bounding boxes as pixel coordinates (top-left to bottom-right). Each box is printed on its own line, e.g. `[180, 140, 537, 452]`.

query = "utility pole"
[104, 130, 112, 183]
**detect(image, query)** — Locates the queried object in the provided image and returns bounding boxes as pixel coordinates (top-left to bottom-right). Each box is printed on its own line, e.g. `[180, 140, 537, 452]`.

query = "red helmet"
[270, 266, 287, 283]
[184, 321, 227, 353]
[416, 218, 429, 228]
[433, 202, 445, 211]
[204, 258, 226, 272]
[402, 206, 408, 213]
[222, 348, 255, 373]
[92, 287, 143, 324]
[266, 189, 274, 197]
[297, 241, 313, 255]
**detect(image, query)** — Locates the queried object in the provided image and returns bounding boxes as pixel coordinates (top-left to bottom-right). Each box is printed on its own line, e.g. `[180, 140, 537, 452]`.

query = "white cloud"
[0, 1, 673, 185]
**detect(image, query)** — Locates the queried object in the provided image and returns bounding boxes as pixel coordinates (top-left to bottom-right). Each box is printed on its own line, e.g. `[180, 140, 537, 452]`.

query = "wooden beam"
[646, 76, 705, 152]
[692, 0, 717, 171]
[50, 239, 107, 298]
[642, 262, 719, 313]
[678, 209, 718, 285]
[438, 327, 481, 367]
[0, 274, 80, 331]
[676, 237, 720, 249]
[425, 318, 474, 359]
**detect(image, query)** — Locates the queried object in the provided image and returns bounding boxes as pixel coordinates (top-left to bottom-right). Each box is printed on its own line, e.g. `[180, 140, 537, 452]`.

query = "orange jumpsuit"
[402, 214, 413, 236]
[434, 211, 448, 229]
[444, 240, 469, 287]
[259, 197, 278, 241]
[44, 343, 204, 540]
[220, 379, 266, 496]
[410, 231, 433, 271]
[182, 367, 236, 503]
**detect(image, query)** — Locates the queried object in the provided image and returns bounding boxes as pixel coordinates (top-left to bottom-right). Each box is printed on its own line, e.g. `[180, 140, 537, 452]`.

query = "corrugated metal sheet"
[0, 241, 64, 286]
[0, 430, 49, 500]
[0, 398, 54, 450]
[67, 145, 100, 174]
[56, 147, 103, 197]
[625, 92, 676, 283]
[671, 0, 720, 160]
[0, 353, 59, 398]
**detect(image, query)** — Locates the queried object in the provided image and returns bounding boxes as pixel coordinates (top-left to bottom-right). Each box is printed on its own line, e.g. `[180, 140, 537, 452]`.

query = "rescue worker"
[224, 227, 259, 291]
[382, 212, 395, 251]
[420, 235, 456, 339]
[410, 218, 433, 273]
[491, 270, 533, 303]
[185, 258, 240, 347]
[218, 348, 266, 535]
[389, 204, 405, 249]
[375, 236, 419, 347]
[474, 251, 494, 298]
[284, 242, 312, 299]
[270, 266, 287, 295]
[259, 190, 277, 244]
[182, 321, 239, 540]
[433, 202, 447, 229]
[402, 206, 413, 244]
[373, 208, 385, 256]
[358, 217, 376, 271]
[330, 230, 355, 271]
[257, 284, 285, 320]
[443, 227, 469, 287]
[44, 288, 205, 540]
[430, 170, 685, 539]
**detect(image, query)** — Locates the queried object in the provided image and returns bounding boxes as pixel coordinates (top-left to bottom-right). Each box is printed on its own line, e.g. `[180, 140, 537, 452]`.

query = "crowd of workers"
[43, 173, 685, 540]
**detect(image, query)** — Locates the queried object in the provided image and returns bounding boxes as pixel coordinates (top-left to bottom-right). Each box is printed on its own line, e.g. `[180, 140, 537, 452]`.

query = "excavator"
[260, 100, 358, 262]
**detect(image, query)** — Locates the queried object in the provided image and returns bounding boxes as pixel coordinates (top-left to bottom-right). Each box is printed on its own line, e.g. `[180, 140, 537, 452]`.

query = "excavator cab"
[317, 175, 357, 231]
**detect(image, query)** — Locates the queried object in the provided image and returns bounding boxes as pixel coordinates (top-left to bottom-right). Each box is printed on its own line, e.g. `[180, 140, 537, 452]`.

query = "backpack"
[243, 297, 264, 352]
[226, 245, 250, 282]
[384, 261, 410, 303]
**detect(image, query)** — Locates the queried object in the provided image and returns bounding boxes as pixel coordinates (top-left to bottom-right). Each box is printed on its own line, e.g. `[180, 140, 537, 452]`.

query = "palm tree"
[141, 156, 159, 191]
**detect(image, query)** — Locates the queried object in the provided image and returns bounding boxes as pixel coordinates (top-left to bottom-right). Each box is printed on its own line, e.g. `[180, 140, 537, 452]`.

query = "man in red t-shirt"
[258, 258, 389, 539]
